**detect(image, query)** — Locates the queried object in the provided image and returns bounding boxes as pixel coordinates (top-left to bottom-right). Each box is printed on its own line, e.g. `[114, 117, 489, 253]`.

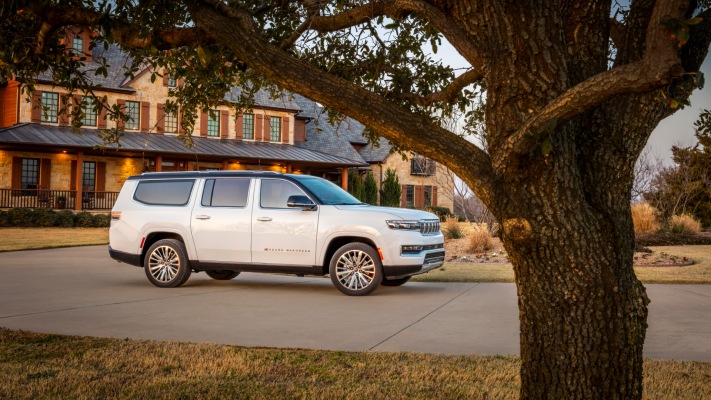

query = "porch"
[0, 188, 119, 210]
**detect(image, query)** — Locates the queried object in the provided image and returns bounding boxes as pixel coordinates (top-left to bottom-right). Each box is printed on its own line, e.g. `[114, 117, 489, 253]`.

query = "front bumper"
[383, 249, 445, 279]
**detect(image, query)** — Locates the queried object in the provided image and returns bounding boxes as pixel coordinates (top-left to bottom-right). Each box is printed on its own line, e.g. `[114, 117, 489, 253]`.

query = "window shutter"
[415, 185, 424, 208]
[255, 114, 263, 141]
[96, 162, 106, 198]
[59, 94, 69, 125]
[433, 186, 438, 207]
[162, 69, 169, 87]
[11, 157, 22, 189]
[220, 110, 229, 138]
[281, 116, 289, 143]
[235, 114, 243, 139]
[31, 91, 42, 122]
[156, 104, 165, 132]
[116, 99, 126, 129]
[73, 95, 82, 125]
[140, 101, 150, 131]
[401, 185, 407, 207]
[200, 111, 207, 137]
[40, 158, 51, 187]
[294, 119, 306, 142]
[70, 160, 77, 190]
[178, 113, 185, 134]
[82, 31, 92, 62]
[98, 102, 108, 128]
[264, 115, 271, 141]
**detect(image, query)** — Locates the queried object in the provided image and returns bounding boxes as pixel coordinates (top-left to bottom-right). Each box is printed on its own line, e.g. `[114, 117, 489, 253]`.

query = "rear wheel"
[205, 270, 240, 280]
[144, 239, 191, 288]
[381, 276, 411, 287]
[329, 243, 383, 296]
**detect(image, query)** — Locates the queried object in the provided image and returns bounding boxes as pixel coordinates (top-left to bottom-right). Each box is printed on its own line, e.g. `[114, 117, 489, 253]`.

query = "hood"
[333, 205, 438, 220]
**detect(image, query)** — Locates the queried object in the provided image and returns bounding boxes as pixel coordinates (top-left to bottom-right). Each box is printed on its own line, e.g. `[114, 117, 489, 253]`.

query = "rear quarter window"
[133, 179, 195, 206]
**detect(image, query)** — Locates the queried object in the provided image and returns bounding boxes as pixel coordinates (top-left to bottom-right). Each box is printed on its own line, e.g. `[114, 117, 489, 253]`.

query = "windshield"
[293, 176, 363, 205]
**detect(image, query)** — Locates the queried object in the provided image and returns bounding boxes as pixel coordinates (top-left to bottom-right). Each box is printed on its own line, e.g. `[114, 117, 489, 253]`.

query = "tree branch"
[500, 0, 689, 167]
[610, 18, 626, 48]
[392, 68, 483, 106]
[187, 0, 499, 206]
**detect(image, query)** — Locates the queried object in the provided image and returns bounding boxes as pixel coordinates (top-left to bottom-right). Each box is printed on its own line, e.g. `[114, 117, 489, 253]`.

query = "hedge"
[0, 208, 110, 228]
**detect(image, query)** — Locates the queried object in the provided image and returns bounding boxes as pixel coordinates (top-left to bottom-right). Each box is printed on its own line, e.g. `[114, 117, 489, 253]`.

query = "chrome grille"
[424, 251, 445, 265]
[420, 219, 440, 235]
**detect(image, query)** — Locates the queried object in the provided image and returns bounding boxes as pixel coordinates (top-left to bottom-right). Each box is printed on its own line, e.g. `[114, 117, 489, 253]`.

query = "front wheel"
[144, 239, 191, 288]
[381, 276, 411, 287]
[329, 243, 383, 296]
[205, 270, 240, 280]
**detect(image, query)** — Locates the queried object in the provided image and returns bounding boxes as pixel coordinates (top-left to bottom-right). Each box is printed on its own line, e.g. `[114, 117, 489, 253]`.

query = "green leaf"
[685, 17, 703, 25]
[197, 46, 207, 67]
[697, 72, 705, 89]
[541, 138, 553, 156]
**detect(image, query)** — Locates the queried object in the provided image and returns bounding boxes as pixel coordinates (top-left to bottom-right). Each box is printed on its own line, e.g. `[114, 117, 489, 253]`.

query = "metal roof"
[0, 124, 367, 167]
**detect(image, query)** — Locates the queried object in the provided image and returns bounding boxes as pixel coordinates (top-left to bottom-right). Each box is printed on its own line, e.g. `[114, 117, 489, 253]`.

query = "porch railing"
[0, 189, 119, 210]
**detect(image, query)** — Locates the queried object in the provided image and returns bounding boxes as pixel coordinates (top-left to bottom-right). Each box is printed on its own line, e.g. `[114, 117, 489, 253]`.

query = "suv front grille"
[420, 219, 440, 235]
[424, 251, 445, 266]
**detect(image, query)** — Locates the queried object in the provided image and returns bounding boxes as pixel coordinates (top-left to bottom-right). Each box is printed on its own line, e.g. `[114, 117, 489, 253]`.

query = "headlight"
[386, 220, 421, 230]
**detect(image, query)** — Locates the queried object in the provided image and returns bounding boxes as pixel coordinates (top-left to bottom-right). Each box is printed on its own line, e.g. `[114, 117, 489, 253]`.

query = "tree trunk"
[496, 146, 649, 399]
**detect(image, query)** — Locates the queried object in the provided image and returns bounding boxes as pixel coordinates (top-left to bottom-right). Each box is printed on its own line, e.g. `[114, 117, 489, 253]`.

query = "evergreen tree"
[380, 169, 401, 207]
[347, 169, 364, 201]
[363, 171, 379, 205]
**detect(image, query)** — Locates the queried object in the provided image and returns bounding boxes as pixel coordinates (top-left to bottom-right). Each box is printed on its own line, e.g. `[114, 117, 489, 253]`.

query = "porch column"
[286, 164, 292, 174]
[222, 160, 229, 170]
[74, 152, 83, 211]
[341, 168, 348, 190]
[155, 155, 162, 172]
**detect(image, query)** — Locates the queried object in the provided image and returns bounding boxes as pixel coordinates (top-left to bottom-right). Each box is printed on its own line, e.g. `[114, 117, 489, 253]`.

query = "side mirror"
[287, 195, 317, 210]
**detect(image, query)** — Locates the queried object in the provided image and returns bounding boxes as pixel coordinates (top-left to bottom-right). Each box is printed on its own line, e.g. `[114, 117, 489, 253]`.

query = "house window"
[125, 100, 140, 130]
[167, 75, 177, 87]
[40, 92, 59, 123]
[207, 110, 220, 137]
[72, 37, 84, 55]
[164, 110, 178, 133]
[83, 162, 96, 191]
[81, 96, 96, 126]
[424, 186, 432, 207]
[270, 116, 281, 141]
[243, 114, 254, 139]
[21, 158, 40, 190]
[411, 155, 436, 176]
[406, 185, 414, 208]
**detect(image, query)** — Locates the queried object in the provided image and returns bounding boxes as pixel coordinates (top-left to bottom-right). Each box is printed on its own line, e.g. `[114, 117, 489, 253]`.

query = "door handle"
[195, 215, 211, 220]
[256, 217, 272, 222]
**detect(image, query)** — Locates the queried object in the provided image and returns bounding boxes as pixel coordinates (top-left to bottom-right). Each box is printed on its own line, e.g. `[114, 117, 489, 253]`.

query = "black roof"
[0, 124, 367, 167]
[128, 170, 282, 180]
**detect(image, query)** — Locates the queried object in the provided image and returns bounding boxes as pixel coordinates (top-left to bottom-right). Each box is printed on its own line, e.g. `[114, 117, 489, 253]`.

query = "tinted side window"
[202, 179, 251, 207]
[260, 179, 306, 209]
[133, 180, 195, 206]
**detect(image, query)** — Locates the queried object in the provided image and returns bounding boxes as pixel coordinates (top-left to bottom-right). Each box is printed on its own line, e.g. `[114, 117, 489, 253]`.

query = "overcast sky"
[435, 43, 710, 165]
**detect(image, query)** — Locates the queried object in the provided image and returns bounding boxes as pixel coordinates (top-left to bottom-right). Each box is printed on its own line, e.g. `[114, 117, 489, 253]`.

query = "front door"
[191, 178, 253, 263]
[251, 178, 319, 266]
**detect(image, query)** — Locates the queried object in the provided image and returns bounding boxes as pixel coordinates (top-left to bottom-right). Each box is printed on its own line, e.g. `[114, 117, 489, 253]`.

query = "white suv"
[109, 171, 444, 296]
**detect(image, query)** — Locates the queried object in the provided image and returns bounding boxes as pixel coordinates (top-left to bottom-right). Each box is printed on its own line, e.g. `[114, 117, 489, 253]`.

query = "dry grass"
[668, 214, 702, 234]
[0, 328, 708, 400]
[414, 245, 711, 284]
[443, 216, 465, 239]
[632, 202, 660, 234]
[0, 228, 109, 252]
[468, 226, 494, 253]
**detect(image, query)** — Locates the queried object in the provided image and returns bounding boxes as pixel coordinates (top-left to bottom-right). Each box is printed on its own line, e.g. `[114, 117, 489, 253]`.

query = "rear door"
[190, 178, 253, 263]
[251, 178, 319, 266]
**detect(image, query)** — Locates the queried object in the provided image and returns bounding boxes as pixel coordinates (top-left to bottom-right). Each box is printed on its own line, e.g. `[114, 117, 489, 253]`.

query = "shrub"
[443, 216, 464, 239]
[669, 214, 702, 234]
[92, 213, 111, 228]
[33, 208, 57, 227]
[74, 212, 95, 228]
[428, 206, 453, 221]
[468, 225, 494, 253]
[379, 168, 401, 207]
[631, 202, 660, 234]
[54, 210, 75, 227]
[7, 208, 34, 227]
[0, 210, 8, 227]
[363, 171, 379, 205]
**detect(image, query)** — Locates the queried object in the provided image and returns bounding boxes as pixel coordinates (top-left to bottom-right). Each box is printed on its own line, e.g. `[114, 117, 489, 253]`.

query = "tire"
[329, 242, 383, 296]
[205, 270, 240, 280]
[144, 239, 191, 288]
[381, 276, 411, 287]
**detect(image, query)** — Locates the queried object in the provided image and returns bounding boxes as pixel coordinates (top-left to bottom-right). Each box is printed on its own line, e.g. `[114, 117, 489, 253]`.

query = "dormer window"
[40, 92, 59, 123]
[72, 37, 84, 55]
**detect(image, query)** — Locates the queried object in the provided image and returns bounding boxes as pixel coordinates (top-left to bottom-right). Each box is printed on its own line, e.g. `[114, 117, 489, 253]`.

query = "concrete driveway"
[0, 246, 709, 361]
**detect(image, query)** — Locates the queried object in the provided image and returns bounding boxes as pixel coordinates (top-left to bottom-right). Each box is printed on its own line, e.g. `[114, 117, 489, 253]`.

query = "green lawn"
[0, 227, 109, 252]
[1, 328, 709, 399]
